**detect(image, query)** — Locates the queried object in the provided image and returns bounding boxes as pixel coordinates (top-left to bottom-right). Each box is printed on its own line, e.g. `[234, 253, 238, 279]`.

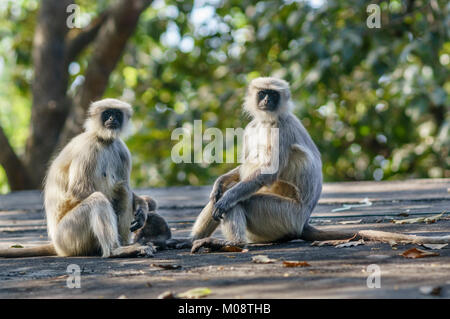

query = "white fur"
[84, 98, 133, 141]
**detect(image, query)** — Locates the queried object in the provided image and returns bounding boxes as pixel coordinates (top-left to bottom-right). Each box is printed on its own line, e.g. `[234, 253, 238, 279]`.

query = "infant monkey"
[130, 194, 172, 250]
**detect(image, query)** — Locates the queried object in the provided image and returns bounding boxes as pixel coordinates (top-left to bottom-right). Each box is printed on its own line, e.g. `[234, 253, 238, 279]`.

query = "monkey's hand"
[210, 179, 224, 203]
[130, 208, 147, 232]
[212, 196, 234, 221]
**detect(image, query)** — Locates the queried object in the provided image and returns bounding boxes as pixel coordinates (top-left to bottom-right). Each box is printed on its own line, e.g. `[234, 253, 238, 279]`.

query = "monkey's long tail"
[0, 243, 57, 258]
[300, 224, 450, 244]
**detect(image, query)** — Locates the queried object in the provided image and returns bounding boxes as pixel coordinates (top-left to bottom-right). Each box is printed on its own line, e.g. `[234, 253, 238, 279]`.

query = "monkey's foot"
[191, 238, 245, 254]
[110, 243, 155, 258]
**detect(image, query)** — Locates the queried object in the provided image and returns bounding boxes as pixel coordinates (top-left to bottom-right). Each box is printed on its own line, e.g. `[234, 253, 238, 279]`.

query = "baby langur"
[129, 194, 192, 250]
[0, 98, 153, 258]
[191, 77, 450, 253]
[130, 194, 172, 250]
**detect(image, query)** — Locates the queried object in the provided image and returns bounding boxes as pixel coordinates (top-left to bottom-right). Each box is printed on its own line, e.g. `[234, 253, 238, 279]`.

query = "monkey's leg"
[191, 194, 303, 253]
[191, 175, 239, 241]
[54, 192, 120, 257]
[243, 194, 304, 243]
[191, 204, 248, 253]
[191, 201, 220, 240]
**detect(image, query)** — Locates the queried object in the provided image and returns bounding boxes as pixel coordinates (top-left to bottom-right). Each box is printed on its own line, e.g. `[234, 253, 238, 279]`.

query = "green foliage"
[0, 0, 449, 193]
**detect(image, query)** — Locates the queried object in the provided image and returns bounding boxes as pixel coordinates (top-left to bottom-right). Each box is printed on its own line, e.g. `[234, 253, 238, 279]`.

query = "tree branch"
[65, 10, 109, 64]
[0, 126, 35, 190]
[58, 0, 152, 147]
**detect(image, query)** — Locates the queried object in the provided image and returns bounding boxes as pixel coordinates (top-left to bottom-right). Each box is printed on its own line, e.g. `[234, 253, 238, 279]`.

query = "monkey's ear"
[141, 195, 157, 211]
[285, 90, 291, 101]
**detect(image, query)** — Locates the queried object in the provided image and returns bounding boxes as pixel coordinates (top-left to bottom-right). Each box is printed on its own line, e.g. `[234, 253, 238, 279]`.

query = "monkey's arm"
[67, 153, 97, 200]
[210, 166, 241, 203]
[130, 193, 147, 232]
[113, 181, 132, 215]
[212, 170, 278, 220]
[212, 138, 289, 220]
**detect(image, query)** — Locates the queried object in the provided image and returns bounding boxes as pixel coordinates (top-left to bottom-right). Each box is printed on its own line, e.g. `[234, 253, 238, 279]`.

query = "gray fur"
[191, 77, 450, 249]
[191, 77, 322, 245]
[44, 99, 139, 257]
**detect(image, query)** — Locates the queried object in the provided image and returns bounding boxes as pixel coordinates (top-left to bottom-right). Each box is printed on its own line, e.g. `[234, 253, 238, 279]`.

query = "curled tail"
[0, 243, 57, 258]
[301, 224, 450, 244]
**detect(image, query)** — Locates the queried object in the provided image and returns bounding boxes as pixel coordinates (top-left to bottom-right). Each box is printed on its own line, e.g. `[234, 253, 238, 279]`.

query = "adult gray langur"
[0, 98, 154, 258]
[191, 77, 450, 253]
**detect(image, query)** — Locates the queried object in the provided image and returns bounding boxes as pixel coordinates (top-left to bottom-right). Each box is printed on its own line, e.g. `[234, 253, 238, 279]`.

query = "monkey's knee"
[191, 201, 220, 240]
[56, 192, 120, 257]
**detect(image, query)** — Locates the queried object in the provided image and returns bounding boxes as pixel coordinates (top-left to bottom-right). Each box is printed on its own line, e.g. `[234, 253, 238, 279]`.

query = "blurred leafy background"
[0, 0, 449, 194]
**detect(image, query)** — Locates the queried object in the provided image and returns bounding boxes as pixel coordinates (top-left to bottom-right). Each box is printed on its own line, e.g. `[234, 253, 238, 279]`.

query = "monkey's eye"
[257, 91, 266, 101]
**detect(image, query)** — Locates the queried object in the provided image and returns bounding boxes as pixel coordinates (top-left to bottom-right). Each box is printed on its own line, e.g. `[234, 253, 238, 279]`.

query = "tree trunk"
[24, 0, 73, 186]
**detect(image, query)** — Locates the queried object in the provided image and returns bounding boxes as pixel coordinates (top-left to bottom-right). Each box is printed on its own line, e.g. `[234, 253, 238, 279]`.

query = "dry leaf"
[338, 219, 362, 225]
[422, 243, 448, 250]
[221, 245, 244, 252]
[282, 261, 311, 268]
[311, 234, 357, 247]
[400, 248, 439, 259]
[392, 212, 445, 224]
[335, 239, 364, 248]
[177, 287, 211, 299]
[419, 286, 442, 296]
[151, 263, 182, 270]
[158, 291, 177, 299]
[251, 255, 278, 264]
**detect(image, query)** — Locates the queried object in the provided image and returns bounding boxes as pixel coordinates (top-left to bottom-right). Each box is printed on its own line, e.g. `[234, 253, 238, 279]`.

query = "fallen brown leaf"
[400, 248, 439, 259]
[282, 261, 311, 268]
[221, 245, 244, 252]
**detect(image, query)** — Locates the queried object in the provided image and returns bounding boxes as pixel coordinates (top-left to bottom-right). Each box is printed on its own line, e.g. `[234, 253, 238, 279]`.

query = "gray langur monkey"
[191, 77, 450, 253]
[0, 99, 153, 258]
[130, 194, 172, 250]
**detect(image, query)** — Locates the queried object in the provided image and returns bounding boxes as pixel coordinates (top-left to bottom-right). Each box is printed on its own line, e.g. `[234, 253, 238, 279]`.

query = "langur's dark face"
[101, 109, 123, 130]
[256, 89, 280, 111]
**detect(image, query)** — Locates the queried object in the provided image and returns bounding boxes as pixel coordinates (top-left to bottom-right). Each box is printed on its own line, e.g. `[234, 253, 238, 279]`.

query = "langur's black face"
[101, 109, 123, 130]
[256, 89, 280, 111]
